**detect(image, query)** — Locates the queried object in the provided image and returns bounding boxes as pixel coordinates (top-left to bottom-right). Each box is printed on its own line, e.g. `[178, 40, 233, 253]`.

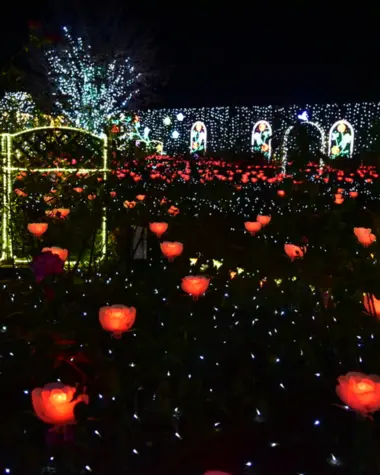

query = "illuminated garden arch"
[251, 120, 272, 159]
[328, 120, 354, 158]
[282, 121, 327, 164]
[1, 126, 108, 265]
[190, 121, 207, 153]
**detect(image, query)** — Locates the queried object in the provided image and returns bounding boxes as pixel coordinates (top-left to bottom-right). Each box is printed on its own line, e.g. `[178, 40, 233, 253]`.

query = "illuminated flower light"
[149, 222, 168, 238]
[277, 190, 285, 197]
[99, 305, 136, 338]
[244, 221, 262, 236]
[14, 188, 28, 197]
[363, 294, 380, 318]
[181, 276, 210, 300]
[124, 200, 136, 209]
[46, 208, 70, 219]
[349, 191, 358, 198]
[136, 194, 146, 201]
[32, 382, 89, 425]
[168, 205, 180, 216]
[160, 241, 183, 261]
[27, 223, 48, 238]
[354, 227, 376, 247]
[336, 372, 380, 416]
[42, 247, 69, 262]
[257, 215, 271, 227]
[284, 244, 306, 262]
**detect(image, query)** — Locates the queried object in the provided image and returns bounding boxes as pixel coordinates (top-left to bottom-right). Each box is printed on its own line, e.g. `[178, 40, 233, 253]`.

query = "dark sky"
[1, 0, 378, 109]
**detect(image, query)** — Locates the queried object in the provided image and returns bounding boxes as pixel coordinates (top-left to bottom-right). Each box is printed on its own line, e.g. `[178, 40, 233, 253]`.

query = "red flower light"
[336, 372, 380, 415]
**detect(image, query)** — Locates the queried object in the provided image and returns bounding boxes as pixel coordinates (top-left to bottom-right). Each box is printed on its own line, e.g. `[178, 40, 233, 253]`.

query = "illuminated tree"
[0, 92, 37, 132]
[43, 26, 141, 134]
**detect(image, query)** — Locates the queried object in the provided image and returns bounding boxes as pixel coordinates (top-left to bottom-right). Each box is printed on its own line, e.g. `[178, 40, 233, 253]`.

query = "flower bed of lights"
[2, 157, 380, 474]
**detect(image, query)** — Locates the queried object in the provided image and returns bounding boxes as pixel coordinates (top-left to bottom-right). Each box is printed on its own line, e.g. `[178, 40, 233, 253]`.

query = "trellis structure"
[1, 126, 108, 265]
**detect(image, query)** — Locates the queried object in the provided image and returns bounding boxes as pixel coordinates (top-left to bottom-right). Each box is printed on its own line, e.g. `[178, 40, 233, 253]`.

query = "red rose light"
[181, 276, 210, 300]
[32, 382, 89, 425]
[284, 243, 306, 261]
[354, 227, 376, 247]
[336, 372, 380, 415]
[244, 221, 262, 236]
[160, 241, 183, 261]
[99, 305, 136, 338]
[149, 222, 168, 238]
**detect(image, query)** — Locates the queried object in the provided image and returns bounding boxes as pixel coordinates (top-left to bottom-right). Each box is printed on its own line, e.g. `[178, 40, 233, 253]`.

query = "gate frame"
[1, 126, 108, 266]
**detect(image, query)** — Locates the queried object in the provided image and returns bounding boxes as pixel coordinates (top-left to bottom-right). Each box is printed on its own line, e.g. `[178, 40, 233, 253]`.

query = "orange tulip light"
[27, 223, 48, 238]
[354, 227, 376, 247]
[32, 382, 89, 425]
[277, 190, 285, 197]
[42, 247, 69, 262]
[160, 241, 183, 261]
[149, 222, 168, 238]
[257, 215, 271, 227]
[363, 294, 380, 318]
[244, 221, 262, 236]
[284, 243, 306, 261]
[336, 372, 380, 416]
[99, 305, 136, 338]
[349, 191, 358, 198]
[136, 194, 146, 201]
[181, 275, 210, 300]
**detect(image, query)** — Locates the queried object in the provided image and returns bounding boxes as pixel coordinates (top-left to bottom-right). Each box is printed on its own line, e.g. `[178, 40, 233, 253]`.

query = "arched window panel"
[328, 120, 354, 158]
[190, 121, 207, 153]
[251, 120, 272, 159]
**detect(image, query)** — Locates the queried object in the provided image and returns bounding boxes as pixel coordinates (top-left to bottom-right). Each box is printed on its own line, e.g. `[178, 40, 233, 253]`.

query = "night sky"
[1, 1, 378, 109]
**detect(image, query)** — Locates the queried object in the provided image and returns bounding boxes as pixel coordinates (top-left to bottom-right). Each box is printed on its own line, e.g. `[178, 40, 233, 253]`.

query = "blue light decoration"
[298, 111, 309, 121]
